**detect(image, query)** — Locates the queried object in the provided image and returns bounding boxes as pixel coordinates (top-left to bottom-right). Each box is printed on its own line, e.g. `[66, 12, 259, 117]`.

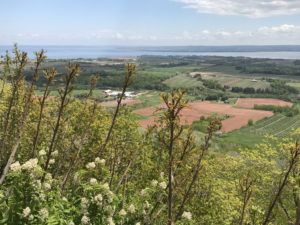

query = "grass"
[163, 74, 203, 89]
[131, 91, 162, 110]
[287, 82, 300, 91]
[201, 72, 270, 89]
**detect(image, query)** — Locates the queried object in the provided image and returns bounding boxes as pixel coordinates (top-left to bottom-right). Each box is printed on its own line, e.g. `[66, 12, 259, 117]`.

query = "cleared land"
[163, 74, 203, 88]
[235, 98, 293, 109]
[200, 72, 270, 89]
[163, 71, 271, 90]
[134, 101, 273, 132]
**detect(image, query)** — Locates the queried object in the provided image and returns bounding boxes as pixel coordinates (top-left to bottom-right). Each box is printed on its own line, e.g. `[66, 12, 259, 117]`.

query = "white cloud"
[169, 24, 300, 44]
[258, 24, 300, 34]
[174, 0, 300, 18]
[1, 24, 300, 45]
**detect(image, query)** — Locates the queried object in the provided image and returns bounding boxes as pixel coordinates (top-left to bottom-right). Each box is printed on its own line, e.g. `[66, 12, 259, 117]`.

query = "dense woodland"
[0, 48, 300, 225]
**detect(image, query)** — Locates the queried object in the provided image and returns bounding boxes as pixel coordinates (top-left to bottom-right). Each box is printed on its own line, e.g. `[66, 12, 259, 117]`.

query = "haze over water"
[1, 46, 300, 60]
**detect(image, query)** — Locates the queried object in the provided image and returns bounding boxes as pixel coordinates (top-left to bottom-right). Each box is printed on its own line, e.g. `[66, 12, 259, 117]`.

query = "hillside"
[0, 48, 299, 225]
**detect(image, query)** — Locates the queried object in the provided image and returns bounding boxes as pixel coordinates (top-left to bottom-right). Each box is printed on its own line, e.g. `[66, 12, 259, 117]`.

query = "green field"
[201, 73, 271, 89]
[287, 82, 300, 91]
[162, 71, 271, 90]
[131, 91, 162, 110]
[163, 74, 203, 88]
[218, 113, 300, 151]
[247, 114, 300, 137]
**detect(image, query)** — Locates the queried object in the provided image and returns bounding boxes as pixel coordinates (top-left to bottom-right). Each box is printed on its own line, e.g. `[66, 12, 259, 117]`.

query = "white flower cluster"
[49, 159, 55, 165]
[38, 208, 49, 221]
[89, 178, 97, 185]
[23, 207, 31, 218]
[94, 194, 103, 206]
[39, 149, 46, 156]
[101, 182, 110, 191]
[127, 204, 136, 214]
[151, 179, 158, 187]
[39, 149, 58, 157]
[45, 173, 53, 183]
[81, 197, 89, 213]
[10, 161, 21, 172]
[85, 158, 105, 170]
[119, 209, 127, 216]
[81, 215, 90, 225]
[95, 157, 106, 165]
[79, 181, 117, 225]
[159, 181, 167, 189]
[21, 158, 39, 171]
[107, 217, 115, 225]
[10, 158, 43, 178]
[86, 162, 96, 170]
[43, 182, 51, 191]
[97, 182, 114, 203]
[182, 211, 192, 220]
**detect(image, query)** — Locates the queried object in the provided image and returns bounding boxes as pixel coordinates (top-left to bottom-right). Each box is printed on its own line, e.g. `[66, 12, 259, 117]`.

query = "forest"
[0, 47, 299, 225]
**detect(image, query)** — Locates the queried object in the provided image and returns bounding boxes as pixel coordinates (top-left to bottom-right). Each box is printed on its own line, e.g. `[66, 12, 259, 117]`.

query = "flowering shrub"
[0, 156, 196, 224]
[0, 48, 299, 225]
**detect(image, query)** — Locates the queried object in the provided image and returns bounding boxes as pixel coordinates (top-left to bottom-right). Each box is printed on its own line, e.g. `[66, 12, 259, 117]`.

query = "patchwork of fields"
[134, 100, 274, 132]
[198, 72, 270, 89]
[242, 114, 300, 137]
[163, 74, 203, 88]
[133, 97, 295, 134]
[235, 98, 293, 108]
[163, 71, 271, 90]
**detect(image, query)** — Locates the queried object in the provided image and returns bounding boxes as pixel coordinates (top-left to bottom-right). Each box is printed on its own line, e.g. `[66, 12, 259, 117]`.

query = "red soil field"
[134, 101, 274, 133]
[235, 98, 292, 109]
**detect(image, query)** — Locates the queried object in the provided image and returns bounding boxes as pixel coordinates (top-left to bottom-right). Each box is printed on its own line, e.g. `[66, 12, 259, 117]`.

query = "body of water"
[1, 46, 300, 60]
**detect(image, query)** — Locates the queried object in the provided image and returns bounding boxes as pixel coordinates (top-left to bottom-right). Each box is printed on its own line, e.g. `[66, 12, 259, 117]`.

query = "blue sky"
[1, 0, 300, 45]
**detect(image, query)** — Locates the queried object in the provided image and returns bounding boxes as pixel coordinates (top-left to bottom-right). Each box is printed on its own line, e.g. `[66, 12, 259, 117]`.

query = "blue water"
[1, 46, 300, 60]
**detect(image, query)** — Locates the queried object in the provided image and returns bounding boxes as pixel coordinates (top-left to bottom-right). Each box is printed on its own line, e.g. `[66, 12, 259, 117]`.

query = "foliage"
[0, 48, 300, 225]
[254, 105, 299, 117]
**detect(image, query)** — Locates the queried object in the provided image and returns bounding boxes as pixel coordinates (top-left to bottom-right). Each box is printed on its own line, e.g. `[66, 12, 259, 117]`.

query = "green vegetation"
[254, 104, 299, 117]
[191, 114, 229, 132]
[0, 48, 300, 225]
[163, 74, 203, 89]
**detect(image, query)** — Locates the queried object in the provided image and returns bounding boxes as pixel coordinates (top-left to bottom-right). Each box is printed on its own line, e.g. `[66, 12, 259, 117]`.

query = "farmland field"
[246, 114, 300, 137]
[134, 100, 274, 132]
[287, 82, 300, 91]
[200, 72, 270, 89]
[163, 74, 203, 88]
[235, 98, 293, 109]
[218, 113, 300, 151]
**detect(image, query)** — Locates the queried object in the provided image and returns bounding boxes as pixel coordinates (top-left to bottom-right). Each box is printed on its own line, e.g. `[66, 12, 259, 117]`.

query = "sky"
[1, 0, 300, 46]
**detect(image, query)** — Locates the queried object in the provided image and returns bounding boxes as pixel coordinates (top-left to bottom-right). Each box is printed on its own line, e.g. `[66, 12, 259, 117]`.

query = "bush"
[248, 119, 254, 126]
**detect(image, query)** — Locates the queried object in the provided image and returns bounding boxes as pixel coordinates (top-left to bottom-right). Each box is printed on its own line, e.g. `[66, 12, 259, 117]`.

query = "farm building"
[104, 90, 136, 98]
